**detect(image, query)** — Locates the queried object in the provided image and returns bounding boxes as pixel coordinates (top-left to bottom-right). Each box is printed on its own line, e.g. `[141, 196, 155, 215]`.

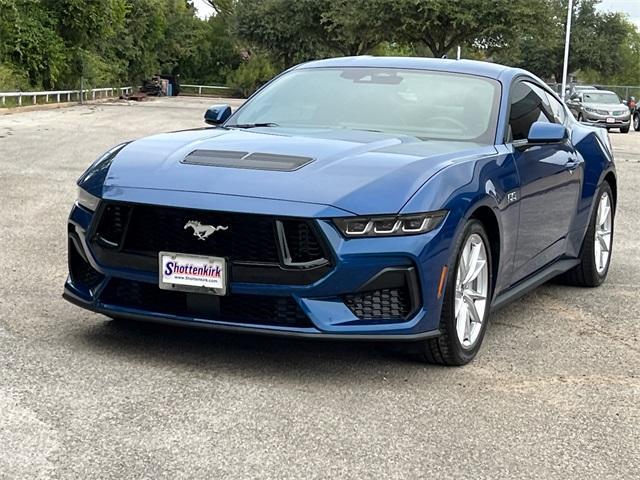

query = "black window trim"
[503, 75, 570, 145]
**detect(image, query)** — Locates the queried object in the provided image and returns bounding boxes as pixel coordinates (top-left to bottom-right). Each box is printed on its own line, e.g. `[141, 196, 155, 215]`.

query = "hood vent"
[182, 149, 313, 172]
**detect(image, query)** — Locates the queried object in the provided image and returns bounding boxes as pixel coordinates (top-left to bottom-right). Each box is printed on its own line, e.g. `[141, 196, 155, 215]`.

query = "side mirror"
[527, 122, 568, 144]
[204, 104, 232, 125]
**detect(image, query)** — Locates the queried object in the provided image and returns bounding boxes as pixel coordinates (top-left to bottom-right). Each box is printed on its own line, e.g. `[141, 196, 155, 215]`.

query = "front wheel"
[634, 113, 640, 131]
[415, 220, 493, 365]
[621, 124, 630, 134]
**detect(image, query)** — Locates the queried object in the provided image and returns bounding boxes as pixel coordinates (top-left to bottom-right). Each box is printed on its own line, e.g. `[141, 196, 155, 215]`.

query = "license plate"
[159, 252, 227, 295]
[606, 117, 615, 124]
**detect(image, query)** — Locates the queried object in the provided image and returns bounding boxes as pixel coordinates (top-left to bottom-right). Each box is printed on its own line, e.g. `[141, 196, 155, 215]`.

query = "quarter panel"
[566, 125, 615, 256]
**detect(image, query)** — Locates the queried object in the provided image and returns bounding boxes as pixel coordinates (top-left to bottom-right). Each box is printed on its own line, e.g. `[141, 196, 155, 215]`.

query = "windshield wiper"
[226, 122, 280, 129]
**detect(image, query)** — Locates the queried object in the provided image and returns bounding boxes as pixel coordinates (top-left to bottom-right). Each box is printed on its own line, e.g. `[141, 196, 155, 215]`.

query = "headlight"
[584, 107, 596, 113]
[334, 211, 447, 237]
[76, 187, 100, 211]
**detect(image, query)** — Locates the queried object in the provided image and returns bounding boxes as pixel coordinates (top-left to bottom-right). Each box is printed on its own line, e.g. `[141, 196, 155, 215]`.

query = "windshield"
[229, 67, 501, 144]
[583, 92, 621, 104]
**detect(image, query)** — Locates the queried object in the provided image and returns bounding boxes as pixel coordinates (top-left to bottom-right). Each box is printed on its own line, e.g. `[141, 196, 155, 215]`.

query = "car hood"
[105, 127, 497, 215]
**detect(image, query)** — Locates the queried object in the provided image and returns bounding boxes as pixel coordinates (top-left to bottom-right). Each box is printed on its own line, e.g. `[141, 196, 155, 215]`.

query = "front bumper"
[581, 111, 630, 128]
[64, 193, 449, 340]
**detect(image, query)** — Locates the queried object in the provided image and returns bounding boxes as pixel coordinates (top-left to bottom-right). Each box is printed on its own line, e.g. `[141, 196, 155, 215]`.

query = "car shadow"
[75, 315, 437, 381]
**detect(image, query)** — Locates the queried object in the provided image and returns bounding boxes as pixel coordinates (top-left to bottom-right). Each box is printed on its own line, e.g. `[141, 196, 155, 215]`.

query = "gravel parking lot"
[0, 97, 638, 479]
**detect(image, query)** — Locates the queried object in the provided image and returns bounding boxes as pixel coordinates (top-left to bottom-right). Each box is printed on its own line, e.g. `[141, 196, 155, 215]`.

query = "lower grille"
[100, 279, 313, 328]
[343, 287, 412, 320]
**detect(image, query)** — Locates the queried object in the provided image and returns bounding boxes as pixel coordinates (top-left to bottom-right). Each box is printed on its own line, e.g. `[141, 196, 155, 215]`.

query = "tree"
[390, 0, 545, 58]
[234, 0, 327, 68]
[0, 0, 66, 88]
[198, 0, 234, 14]
[320, 0, 395, 56]
[179, 14, 242, 84]
[493, 0, 636, 82]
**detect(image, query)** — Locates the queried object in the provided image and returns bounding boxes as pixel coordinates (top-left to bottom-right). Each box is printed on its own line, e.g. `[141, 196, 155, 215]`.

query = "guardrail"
[0, 87, 133, 107]
[180, 84, 231, 96]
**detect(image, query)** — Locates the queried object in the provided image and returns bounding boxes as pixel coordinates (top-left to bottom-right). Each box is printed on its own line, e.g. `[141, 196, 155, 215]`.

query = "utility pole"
[561, 0, 574, 100]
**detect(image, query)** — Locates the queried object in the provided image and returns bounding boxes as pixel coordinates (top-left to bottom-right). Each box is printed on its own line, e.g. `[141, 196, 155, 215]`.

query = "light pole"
[561, 0, 574, 100]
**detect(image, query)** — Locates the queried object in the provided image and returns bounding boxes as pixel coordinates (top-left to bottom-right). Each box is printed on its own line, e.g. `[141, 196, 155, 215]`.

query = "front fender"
[401, 150, 520, 293]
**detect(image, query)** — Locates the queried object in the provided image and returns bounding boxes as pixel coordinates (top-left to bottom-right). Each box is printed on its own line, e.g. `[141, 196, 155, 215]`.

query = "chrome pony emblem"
[184, 220, 228, 240]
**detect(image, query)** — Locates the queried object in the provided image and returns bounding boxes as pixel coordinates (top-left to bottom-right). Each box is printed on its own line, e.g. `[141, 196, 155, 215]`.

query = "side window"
[508, 81, 555, 141]
[545, 92, 567, 124]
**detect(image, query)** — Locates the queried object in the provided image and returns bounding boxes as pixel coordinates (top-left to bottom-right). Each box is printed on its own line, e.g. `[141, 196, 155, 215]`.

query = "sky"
[192, 0, 640, 28]
[193, 0, 214, 19]
[598, 0, 640, 27]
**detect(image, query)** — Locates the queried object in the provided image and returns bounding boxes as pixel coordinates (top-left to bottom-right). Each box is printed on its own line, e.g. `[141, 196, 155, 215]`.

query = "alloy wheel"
[455, 233, 489, 348]
[594, 191, 613, 275]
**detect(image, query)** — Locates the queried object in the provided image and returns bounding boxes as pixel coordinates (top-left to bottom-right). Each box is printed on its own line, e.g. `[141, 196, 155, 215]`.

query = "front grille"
[69, 239, 104, 289]
[90, 202, 332, 285]
[100, 279, 313, 328]
[343, 287, 412, 321]
[123, 204, 280, 263]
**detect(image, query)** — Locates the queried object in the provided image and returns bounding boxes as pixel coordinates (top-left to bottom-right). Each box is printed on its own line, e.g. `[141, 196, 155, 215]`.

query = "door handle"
[566, 158, 581, 172]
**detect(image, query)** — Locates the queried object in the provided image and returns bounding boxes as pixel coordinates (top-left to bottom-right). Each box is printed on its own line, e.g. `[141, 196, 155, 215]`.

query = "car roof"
[294, 56, 517, 80]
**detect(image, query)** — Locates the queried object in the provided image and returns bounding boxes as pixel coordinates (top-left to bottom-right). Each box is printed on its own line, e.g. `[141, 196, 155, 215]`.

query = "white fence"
[0, 86, 133, 107]
[181, 84, 231, 96]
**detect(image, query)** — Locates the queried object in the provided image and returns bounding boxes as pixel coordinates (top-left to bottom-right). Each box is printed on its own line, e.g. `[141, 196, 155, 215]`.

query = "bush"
[226, 55, 278, 98]
[0, 63, 30, 91]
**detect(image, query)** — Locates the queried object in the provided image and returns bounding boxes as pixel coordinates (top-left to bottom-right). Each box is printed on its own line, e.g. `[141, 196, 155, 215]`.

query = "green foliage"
[493, 0, 639, 83]
[234, 0, 328, 68]
[320, 0, 395, 56]
[0, 0, 242, 90]
[389, 0, 546, 58]
[180, 14, 241, 84]
[226, 54, 277, 98]
[0, 62, 30, 90]
[0, 0, 66, 88]
[1, 0, 639, 94]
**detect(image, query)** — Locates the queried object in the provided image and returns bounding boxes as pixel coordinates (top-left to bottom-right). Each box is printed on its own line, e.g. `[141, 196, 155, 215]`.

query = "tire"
[577, 113, 584, 122]
[414, 220, 493, 366]
[558, 182, 614, 287]
[634, 113, 640, 131]
[621, 124, 630, 134]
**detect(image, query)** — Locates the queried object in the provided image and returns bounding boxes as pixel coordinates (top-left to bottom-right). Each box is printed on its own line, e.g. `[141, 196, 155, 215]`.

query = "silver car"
[566, 89, 630, 133]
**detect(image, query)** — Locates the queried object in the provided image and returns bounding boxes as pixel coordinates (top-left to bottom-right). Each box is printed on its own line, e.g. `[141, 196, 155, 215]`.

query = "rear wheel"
[416, 220, 492, 366]
[559, 183, 614, 287]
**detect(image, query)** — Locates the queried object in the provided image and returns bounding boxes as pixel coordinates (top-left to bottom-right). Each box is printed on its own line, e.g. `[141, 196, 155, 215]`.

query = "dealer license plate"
[159, 252, 227, 295]
[606, 117, 615, 124]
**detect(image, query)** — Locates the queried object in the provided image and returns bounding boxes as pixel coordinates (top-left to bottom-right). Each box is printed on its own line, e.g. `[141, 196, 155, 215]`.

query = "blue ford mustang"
[64, 57, 616, 365]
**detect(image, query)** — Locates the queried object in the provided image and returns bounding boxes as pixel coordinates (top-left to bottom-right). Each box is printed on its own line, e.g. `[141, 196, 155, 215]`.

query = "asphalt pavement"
[0, 97, 638, 479]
